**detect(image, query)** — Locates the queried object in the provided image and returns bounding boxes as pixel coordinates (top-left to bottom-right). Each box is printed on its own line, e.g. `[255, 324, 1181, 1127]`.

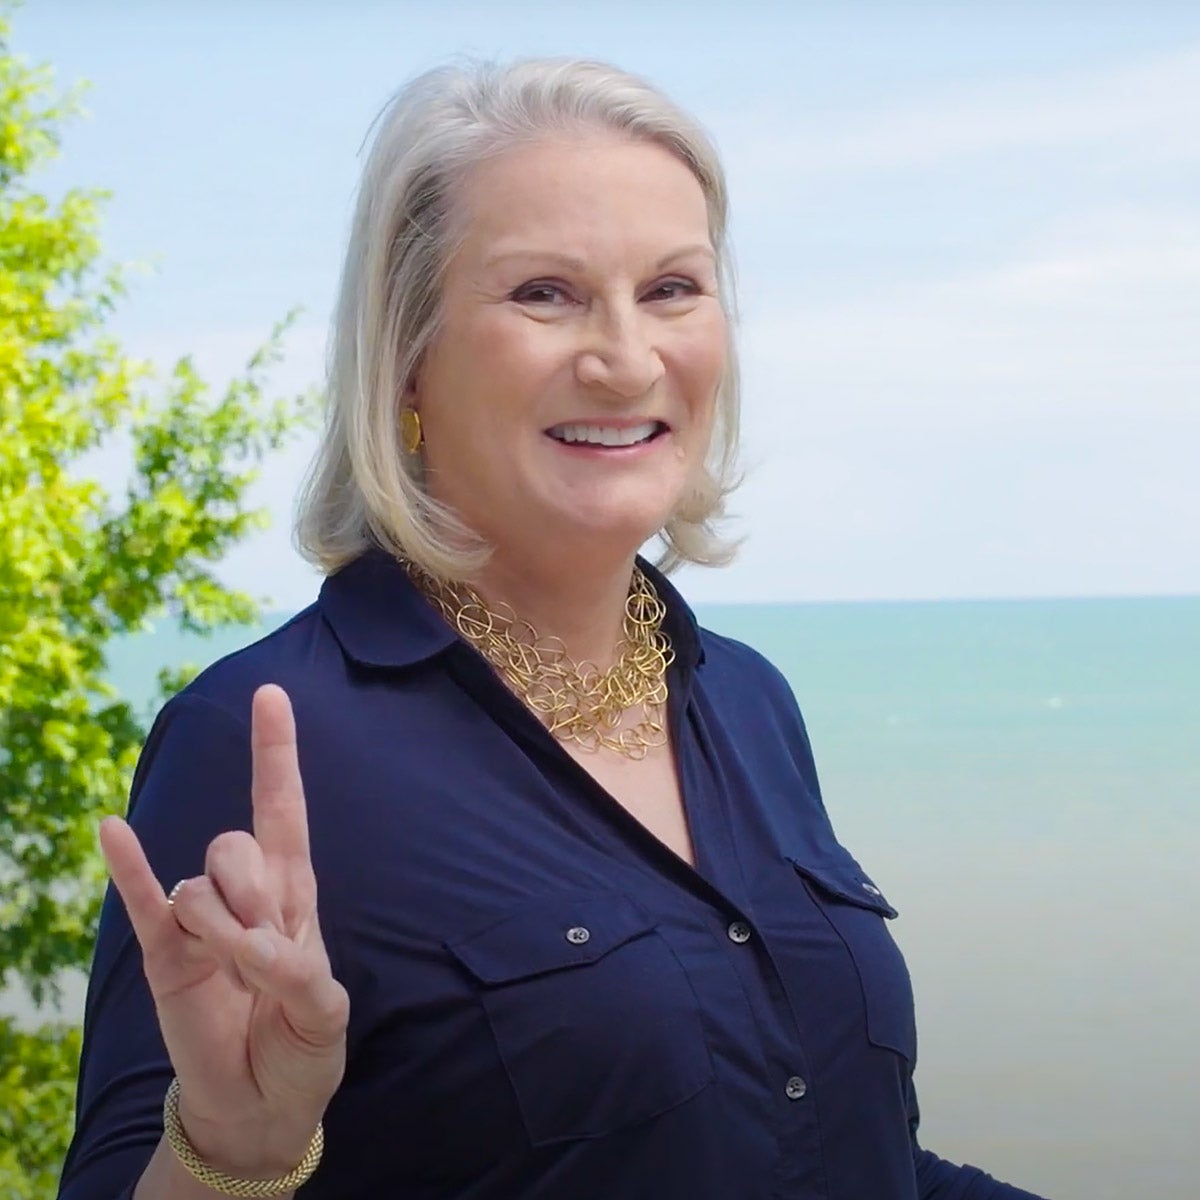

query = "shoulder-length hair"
[295, 57, 742, 580]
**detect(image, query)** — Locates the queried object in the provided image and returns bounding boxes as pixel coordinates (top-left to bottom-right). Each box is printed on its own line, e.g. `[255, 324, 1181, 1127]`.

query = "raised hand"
[100, 683, 349, 1178]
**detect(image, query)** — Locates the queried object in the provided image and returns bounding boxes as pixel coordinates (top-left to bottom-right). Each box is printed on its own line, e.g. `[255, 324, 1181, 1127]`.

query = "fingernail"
[245, 930, 277, 969]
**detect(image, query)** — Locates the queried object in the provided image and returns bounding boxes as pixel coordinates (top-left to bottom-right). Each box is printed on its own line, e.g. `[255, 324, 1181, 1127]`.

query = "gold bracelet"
[162, 1077, 324, 1197]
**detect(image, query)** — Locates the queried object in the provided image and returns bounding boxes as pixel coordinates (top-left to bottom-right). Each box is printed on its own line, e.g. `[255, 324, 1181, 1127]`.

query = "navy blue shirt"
[60, 552, 1048, 1199]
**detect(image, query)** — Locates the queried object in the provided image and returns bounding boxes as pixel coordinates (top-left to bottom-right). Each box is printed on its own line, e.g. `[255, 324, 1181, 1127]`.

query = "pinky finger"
[99, 817, 175, 951]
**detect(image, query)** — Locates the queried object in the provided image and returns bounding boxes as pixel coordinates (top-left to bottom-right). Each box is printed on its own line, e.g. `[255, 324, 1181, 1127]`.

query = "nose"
[574, 306, 665, 398]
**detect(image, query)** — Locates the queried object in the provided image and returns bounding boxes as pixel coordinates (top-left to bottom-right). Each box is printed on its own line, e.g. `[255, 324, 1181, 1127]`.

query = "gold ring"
[166, 879, 186, 908]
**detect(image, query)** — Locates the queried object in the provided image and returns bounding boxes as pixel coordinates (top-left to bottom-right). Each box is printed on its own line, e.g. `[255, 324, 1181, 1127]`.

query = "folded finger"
[204, 830, 283, 932]
[170, 875, 254, 965]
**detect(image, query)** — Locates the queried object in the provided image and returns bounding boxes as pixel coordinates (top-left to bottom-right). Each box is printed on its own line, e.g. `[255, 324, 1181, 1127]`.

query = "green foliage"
[0, 9, 314, 1192]
[0, 1019, 79, 1197]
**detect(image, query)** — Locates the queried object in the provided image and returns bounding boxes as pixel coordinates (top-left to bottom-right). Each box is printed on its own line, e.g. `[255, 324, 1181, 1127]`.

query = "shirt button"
[861, 882, 882, 897]
[785, 1075, 808, 1100]
[565, 926, 591, 945]
[727, 920, 752, 944]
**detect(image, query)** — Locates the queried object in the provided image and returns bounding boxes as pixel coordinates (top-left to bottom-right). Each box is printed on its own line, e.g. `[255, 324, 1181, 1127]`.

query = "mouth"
[544, 420, 669, 448]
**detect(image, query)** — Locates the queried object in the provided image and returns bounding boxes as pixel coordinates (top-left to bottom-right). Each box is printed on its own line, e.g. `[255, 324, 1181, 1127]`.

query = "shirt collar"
[319, 547, 704, 672]
[318, 549, 457, 669]
[640, 557, 705, 671]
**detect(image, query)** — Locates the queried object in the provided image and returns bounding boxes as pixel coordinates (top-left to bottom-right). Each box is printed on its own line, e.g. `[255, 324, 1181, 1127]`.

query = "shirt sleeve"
[57, 692, 255, 1200]
[907, 1074, 1051, 1200]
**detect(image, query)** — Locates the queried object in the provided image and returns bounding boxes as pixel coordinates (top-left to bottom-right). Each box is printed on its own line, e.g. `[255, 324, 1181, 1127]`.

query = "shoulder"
[130, 602, 353, 819]
[119, 613, 337, 890]
[168, 603, 331, 726]
[697, 627, 793, 690]
[696, 627, 807, 724]
[131, 604, 328, 778]
[692, 626, 823, 795]
[137, 595, 463, 811]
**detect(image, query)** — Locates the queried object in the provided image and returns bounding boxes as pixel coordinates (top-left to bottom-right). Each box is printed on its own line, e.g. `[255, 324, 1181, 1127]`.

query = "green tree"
[0, 13, 313, 1195]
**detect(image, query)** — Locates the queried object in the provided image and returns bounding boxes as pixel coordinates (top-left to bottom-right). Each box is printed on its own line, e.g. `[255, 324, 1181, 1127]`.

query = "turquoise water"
[703, 595, 1198, 832]
[25, 596, 1200, 1197]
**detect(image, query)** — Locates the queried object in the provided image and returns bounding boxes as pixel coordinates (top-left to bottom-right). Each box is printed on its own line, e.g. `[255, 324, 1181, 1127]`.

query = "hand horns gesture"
[100, 684, 348, 1178]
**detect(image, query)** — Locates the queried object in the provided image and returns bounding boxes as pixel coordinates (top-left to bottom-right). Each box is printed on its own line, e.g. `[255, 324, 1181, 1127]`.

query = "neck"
[469, 548, 643, 670]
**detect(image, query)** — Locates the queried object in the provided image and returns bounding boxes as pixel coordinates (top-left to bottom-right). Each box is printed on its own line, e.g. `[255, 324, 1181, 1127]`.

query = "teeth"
[548, 422, 659, 446]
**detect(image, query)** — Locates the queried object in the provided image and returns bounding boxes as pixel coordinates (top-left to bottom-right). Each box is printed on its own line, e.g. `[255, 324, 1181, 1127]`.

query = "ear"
[403, 369, 420, 403]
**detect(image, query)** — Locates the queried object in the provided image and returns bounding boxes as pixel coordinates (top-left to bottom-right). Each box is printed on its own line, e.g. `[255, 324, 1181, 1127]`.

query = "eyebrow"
[482, 244, 716, 273]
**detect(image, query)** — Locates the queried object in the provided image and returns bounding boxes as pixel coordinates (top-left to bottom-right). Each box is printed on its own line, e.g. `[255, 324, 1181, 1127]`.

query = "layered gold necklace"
[411, 566, 674, 759]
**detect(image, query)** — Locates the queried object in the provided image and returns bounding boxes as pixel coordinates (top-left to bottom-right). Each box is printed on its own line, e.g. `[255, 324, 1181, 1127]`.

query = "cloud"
[724, 45, 1200, 182]
[680, 202, 1200, 603]
[123, 322, 329, 398]
[681, 407, 1200, 604]
[739, 202, 1199, 425]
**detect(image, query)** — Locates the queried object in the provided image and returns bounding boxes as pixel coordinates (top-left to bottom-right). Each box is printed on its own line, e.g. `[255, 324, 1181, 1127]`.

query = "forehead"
[450, 133, 712, 261]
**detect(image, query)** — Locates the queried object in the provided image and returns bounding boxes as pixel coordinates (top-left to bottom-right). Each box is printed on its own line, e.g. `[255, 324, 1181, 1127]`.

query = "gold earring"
[400, 407, 423, 454]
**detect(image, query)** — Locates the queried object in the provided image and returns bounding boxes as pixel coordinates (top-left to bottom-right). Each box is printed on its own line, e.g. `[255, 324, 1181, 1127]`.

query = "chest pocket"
[446, 893, 714, 1147]
[789, 855, 918, 1065]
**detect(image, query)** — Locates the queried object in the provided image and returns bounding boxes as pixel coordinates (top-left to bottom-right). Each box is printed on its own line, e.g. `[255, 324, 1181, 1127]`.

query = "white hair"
[295, 57, 742, 579]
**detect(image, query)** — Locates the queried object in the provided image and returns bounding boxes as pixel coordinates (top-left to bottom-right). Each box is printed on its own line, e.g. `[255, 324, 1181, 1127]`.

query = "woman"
[59, 59, 1049, 1199]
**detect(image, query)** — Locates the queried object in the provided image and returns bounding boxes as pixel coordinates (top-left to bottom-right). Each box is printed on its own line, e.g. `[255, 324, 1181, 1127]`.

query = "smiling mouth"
[544, 420, 668, 448]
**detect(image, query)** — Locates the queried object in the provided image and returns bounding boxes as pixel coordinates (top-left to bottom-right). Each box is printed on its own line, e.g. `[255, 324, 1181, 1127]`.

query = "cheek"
[673, 317, 727, 415]
[473, 315, 564, 398]
[424, 308, 555, 406]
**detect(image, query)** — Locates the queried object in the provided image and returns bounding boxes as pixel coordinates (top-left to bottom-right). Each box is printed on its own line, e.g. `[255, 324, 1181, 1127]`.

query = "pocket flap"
[789, 856, 899, 919]
[447, 894, 657, 985]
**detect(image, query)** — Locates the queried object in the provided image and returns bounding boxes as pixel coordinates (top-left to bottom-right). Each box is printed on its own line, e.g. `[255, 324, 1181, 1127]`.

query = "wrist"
[166, 1078, 324, 1194]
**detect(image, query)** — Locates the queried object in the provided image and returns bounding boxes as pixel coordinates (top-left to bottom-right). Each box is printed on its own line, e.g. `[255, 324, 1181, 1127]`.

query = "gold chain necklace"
[410, 566, 674, 760]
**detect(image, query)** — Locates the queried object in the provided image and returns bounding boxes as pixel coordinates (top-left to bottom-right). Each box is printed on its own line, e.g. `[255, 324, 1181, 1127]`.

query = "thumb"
[233, 925, 349, 1049]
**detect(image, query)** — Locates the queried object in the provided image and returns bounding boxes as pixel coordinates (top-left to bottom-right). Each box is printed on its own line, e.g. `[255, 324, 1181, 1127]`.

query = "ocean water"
[13, 595, 1199, 1198]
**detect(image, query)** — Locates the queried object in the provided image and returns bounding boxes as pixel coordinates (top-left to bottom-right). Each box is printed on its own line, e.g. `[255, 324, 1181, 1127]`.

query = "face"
[410, 132, 727, 569]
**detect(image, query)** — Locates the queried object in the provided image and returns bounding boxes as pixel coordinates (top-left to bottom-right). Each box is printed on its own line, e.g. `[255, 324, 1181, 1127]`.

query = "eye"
[510, 280, 574, 306]
[643, 276, 701, 302]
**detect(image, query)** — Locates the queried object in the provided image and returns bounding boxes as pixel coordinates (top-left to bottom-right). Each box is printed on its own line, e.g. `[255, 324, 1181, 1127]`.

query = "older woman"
[59, 60, 1048, 1200]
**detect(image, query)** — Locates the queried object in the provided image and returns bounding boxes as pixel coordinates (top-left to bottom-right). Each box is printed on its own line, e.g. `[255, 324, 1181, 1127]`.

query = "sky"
[14, 0, 1200, 607]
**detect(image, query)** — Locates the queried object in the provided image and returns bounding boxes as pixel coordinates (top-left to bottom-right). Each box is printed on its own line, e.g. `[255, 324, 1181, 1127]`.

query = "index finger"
[250, 684, 312, 873]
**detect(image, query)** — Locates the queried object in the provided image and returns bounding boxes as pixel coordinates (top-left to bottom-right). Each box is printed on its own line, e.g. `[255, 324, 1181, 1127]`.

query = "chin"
[559, 507, 676, 551]
[517, 477, 687, 554]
